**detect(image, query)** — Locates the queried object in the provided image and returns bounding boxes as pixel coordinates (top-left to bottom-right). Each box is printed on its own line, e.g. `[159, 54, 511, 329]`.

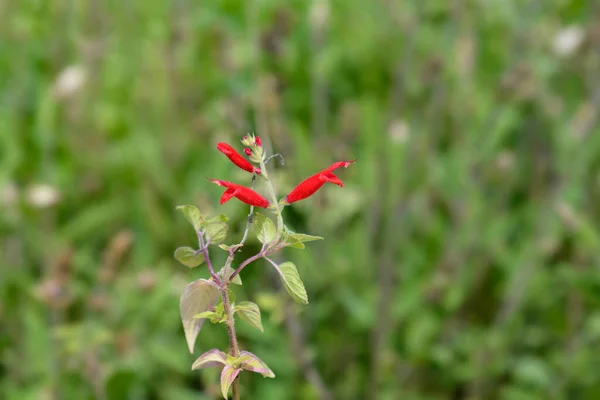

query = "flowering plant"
[174, 135, 353, 399]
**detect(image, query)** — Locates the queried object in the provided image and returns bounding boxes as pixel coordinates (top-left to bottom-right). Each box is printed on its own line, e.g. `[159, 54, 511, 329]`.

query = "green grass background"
[2, 0, 600, 399]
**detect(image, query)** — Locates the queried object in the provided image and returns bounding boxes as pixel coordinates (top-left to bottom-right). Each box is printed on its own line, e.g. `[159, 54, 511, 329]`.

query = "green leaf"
[234, 301, 264, 332]
[180, 279, 220, 353]
[220, 365, 241, 399]
[176, 205, 204, 230]
[253, 212, 276, 244]
[191, 349, 227, 370]
[204, 222, 228, 244]
[174, 247, 205, 268]
[283, 235, 305, 249]
[282, 230, 324, 249]
[193, 311, 218, 320]
[274, 262, 308, 304]
[238, 351, 275, 378]
[219, 265, 242, 285]
[207, 214, 229, 224]
[287, 231, 323, 243]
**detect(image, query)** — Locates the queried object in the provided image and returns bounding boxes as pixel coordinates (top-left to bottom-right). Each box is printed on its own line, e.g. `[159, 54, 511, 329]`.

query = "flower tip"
[244, 148, 252, 156]
[253, 167, 262, 175]
[208, 178, 225, 187]
[255, 136, 262, 146]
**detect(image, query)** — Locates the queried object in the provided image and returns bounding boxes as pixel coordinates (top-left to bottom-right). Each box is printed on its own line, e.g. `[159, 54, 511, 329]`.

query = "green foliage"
[3, 0, 600, 398]
[191, 349, 227, 370]
[219, 265, 242, 285]
[179, 279, 220, 353]
[274, 262, 309, 305]
[176, 205, 205, 230]
[204, 221, 228, 244]
[282, 229, 323, 249]
[174, 247, 205, 268]
[234, 301, 264, 332]
[220, 365, 240, 399]
[253, 212, 276, 244]
[237, 351, 275, 378]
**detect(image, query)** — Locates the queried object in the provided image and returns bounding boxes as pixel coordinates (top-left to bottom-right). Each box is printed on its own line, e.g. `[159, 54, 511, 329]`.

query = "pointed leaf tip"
[220, 365, 241, 399]
[273, 261, 308, 304]
[238, 351, 275, 378]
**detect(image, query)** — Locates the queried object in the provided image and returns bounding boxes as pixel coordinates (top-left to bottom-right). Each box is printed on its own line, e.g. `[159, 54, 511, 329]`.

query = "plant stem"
[259, 160, 284, 245]
[220, 285, 240, 399]
[197, 232, 220, 284]
[239, 174, 257, 246]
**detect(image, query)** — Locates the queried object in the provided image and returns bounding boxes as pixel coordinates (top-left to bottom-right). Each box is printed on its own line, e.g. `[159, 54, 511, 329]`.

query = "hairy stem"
[229, 243, 266, 283]
[197, 232, 220, 284]
[220, 285, 240, 400]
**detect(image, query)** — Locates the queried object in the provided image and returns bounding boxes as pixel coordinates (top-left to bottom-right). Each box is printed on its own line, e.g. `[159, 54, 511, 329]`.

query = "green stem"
[259, 160, 284, 245]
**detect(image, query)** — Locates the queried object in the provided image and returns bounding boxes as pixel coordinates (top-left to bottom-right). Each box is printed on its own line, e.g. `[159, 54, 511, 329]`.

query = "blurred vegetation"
[2, 0, 600, 399]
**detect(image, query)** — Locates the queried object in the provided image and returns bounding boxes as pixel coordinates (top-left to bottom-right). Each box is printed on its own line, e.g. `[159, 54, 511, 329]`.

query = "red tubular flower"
[284, 160, 354, 204]
[209, 179, 270, 208]
[216, 142, 261, 174]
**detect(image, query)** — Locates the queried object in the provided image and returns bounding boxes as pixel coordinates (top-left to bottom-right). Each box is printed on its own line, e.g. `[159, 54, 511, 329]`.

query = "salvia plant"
[174, 134, 353, 399]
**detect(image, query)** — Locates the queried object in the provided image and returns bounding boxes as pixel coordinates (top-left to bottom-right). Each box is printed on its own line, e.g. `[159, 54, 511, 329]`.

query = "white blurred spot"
[388, 120, 410, 144]
[310, 1, 329, 28]
[25, 184, 60, 208]
[53, 65, 87, 99]
[553, 26, 584, 57]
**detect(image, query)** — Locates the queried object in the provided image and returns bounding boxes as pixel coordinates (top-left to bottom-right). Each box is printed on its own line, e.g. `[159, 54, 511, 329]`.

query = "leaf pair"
[191, 349, 275, 399]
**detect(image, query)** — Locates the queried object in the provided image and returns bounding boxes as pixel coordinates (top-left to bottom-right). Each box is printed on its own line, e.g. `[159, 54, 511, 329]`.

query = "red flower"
[209, 179, 270, 208]
[255, 136, 262, 147]
[284, 160, 354, 204]
[217, 142, 261, 174]
[244, 148, 252, 156]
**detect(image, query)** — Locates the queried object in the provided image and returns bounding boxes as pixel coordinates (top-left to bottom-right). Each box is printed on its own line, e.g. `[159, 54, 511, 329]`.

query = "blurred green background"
[2, 0, 600, 399]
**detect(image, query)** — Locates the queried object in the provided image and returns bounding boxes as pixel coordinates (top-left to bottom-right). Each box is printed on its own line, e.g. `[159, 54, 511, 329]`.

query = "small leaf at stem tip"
[238, 351, 275, 378]
[220, 365, 241, 399]
[191, 349, 227, 370]
[204, 221, 228, 244]
[234, 301, 264, 332]
[193, 311, 218, 320]
[252, 212, 276, 244]
[174, 247, 205, 268]
[176, 205, 205, 230]
[274, 261, 308, 304]
[218, 243, 242, 252]
[180, 279, 220, 353]
[218, 265, 242, 285]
